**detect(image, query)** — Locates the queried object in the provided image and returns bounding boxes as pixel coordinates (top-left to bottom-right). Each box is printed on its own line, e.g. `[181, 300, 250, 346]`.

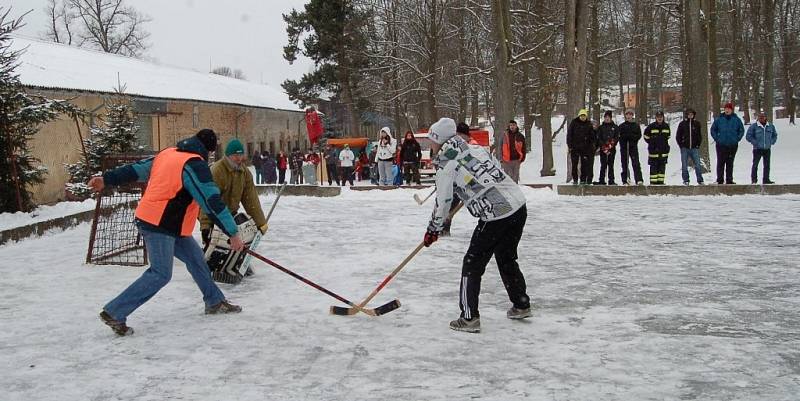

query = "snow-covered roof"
[10, 36, 300, 112]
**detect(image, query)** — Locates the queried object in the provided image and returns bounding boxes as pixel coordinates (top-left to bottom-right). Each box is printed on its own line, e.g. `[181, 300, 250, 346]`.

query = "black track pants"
[459, 205, 530, 319]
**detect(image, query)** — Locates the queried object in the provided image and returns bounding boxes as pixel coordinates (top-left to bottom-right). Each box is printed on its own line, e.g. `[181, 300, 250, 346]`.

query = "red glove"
[423, 230, 439, 247]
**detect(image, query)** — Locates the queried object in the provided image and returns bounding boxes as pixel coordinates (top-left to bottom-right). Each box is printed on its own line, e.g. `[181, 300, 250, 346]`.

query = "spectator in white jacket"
[338, 144, 356, 186]
[376, 127, 396, 185]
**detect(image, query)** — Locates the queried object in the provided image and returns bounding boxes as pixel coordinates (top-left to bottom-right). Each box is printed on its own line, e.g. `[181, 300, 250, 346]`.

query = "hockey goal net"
[86, 154, 151, 266]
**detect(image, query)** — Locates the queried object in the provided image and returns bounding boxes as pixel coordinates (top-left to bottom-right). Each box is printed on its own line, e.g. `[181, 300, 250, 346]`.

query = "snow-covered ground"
[1, 188, 799, 400]
[0, 199, 95, 231]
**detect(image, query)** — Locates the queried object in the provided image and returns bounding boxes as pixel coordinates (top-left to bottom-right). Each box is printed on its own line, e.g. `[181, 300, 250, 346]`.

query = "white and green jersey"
[428, 135, 526, 232]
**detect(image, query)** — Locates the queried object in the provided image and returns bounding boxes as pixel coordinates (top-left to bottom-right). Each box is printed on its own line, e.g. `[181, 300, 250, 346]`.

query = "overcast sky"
[7, 0, 314, 90]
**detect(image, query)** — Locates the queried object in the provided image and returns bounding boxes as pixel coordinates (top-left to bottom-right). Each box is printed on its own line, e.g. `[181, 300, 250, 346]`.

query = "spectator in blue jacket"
[746, 111, 778, 184]
[710, 102, 745, 184]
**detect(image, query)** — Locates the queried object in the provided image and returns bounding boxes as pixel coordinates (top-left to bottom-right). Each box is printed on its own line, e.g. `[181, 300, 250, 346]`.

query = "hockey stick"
[265, 182, 287, 222]
[330, 203, 463, 316]
[413, 187, 436, 205]
[245, 249, 399, 316]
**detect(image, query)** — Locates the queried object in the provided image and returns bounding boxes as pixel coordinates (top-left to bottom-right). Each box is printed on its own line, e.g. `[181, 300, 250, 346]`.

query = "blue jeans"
[104, 228, 225, 322]
[680, 148, 704, 184]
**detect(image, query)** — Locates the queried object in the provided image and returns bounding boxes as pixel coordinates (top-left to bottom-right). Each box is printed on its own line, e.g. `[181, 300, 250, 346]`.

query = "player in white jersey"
[423, 118, 532, 333]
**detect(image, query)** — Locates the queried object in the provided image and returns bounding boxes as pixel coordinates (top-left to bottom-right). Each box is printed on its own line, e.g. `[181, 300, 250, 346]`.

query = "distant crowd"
[249, 102, 779, 188]
[566, 103, 779, 186]
[248, 127, 428, 187]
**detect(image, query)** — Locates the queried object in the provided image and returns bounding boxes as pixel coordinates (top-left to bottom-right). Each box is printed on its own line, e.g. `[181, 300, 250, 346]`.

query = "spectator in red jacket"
[501, 120, 526, 183]
[277, 151, 288, 184]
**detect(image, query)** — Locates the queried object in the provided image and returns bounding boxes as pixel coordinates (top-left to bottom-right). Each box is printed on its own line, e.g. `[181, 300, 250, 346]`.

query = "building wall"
[27, 89, 106, 205]
[25, 87, 304, 205]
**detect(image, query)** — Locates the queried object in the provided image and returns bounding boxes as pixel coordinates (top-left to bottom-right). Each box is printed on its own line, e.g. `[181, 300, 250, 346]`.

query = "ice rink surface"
[1, 188, 798, 400]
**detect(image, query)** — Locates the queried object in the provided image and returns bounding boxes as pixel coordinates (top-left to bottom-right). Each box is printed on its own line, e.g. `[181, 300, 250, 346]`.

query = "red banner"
[305, 108, 324, 145]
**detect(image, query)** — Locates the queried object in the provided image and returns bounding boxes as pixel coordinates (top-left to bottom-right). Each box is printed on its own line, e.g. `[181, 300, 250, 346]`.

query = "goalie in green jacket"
[199, 139, 269, 246]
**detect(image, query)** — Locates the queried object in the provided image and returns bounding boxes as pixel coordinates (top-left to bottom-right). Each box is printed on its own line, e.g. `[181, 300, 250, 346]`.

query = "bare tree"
[43, 0, 150, 58]
[42, 0, 75, 45]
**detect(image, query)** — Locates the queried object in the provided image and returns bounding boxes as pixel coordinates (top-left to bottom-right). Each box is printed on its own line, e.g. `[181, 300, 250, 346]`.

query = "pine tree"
[65, 91, 142, 198]
[0, 9, 76, 213]
[282, 1, 370, 136]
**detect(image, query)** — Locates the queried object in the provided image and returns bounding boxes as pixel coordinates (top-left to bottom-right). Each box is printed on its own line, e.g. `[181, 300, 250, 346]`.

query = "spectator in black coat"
[676, 108, 704, 185]
[618, 110, 644, 185]
[400, 131, 422, 185]
[567, 108, 597, 185]
[595, 110, 619, 185]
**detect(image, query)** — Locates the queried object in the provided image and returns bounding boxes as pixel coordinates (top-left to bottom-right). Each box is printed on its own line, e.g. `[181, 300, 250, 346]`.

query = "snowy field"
[1, 187, 799, 400]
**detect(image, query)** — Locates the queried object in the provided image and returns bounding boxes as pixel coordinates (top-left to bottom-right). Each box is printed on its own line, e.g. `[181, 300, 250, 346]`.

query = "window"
[246, 142, 253, 156]
[192, 105, 199, 128]
[286, 119, 290, 130]
[294, 140, 300, 151]
[259, 142, 266, 152]
[269, 141, 275, 155]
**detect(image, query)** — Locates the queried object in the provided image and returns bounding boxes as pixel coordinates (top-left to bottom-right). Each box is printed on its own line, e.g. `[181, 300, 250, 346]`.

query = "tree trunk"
[633, 0, 647, 123]
[522, 62, 533, 152]
[457, 6, 467, 123]
[589, 0, 601, 121]
[751, 0, 763, 116]
[708, 0, 721, 115]
[730, 0, 744, 111]
[684, 0, 711, 170]
[491, 0, 514, 160]
[565, 0, 590, 120]
[538, 62, 556, 176]
[779, 0, 797, 124]
[762, 0, 775, 119]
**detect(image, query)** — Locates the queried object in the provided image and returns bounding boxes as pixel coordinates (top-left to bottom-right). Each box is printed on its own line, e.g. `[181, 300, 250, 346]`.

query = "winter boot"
[205, 300, 242, 315]
[507, 307, 532, 320]
[99, 311, 134, 336]
[449, 317, 480, 333]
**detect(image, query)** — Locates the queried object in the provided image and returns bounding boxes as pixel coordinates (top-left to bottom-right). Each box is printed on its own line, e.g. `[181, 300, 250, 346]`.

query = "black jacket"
[596, 122, 619, 151]
[644, 121, 671, 155]
[567, 118, 597, 156]
[618, 121, 642, 142]
[676, 119, 702, 149]
[400, 138, 422, 163]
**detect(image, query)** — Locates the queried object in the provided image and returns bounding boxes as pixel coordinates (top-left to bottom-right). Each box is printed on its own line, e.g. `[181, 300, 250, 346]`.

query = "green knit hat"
[225, 139, 244, 156]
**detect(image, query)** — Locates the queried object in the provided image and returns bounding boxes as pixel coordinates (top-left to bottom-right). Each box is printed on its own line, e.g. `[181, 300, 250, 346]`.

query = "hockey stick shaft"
[245, 249, 373, 314]
[265, 182, 287, 222]
[333, 203, 463, 315]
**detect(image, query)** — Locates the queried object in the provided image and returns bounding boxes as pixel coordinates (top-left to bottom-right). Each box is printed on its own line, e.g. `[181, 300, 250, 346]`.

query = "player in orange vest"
[88, 129, 244, 336]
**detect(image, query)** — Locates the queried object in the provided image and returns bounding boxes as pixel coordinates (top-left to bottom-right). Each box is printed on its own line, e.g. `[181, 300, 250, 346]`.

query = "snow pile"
[11, 36, 299, 111]
[0, 198, 95, 231]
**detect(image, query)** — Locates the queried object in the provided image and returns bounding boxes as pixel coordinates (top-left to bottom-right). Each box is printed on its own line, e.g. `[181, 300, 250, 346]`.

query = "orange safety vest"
[502, 132, 526, 162]
[135, 147, 203, 236]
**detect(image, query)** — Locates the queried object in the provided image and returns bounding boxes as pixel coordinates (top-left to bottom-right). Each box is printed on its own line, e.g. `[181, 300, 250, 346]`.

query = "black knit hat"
[685, 108, 696, 115]
[603, 110, 613, 118]
[195, 129, 217, 152]
[509, 119, 517, 125]
[456, 122, 470, 135]
[655, 110, 665, 117]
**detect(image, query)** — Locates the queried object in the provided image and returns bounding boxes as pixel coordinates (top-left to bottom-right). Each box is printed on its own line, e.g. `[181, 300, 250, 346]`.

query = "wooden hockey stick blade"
[329, 299, 401, 316]
[413, 193, 424, 205]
